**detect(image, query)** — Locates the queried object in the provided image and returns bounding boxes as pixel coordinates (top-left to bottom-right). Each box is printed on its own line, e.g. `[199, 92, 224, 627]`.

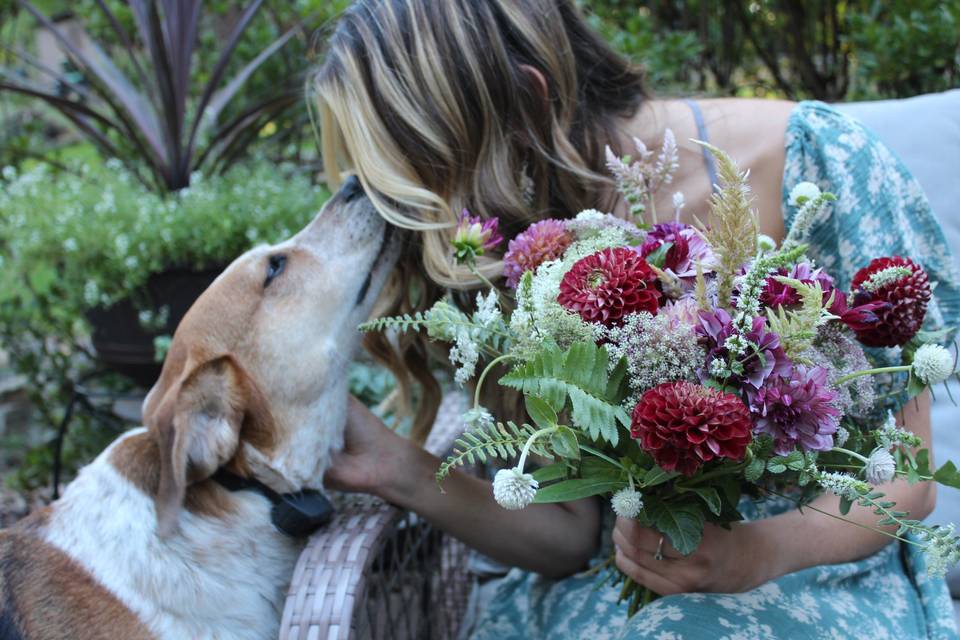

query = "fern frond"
[436, 421, 552, 484]
[693, 140, 759, 310]
[358, 312, 430, 334]
[500, 341, 630, 446]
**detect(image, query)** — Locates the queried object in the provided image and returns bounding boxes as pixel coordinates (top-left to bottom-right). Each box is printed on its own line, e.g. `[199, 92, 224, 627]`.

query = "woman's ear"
[519, 64, 549, 110]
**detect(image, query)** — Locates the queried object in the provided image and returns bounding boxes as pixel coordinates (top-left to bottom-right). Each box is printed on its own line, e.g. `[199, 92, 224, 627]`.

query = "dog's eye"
[264, 254, 287, 288]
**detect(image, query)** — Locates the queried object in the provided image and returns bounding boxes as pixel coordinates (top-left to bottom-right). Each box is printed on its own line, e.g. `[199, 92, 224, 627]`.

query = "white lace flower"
[462, 406, 495, 430]
[912, 343, 955, 385]
[864, 448, 896, 485]
[493, 467, 538, 510]
[788, 181, 821, 206]
[672, 191, 686, 211]
[611, 488, 643, 518]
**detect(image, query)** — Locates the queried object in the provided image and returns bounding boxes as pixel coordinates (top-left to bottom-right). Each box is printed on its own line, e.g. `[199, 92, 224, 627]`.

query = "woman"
[315, 1, 960, 637]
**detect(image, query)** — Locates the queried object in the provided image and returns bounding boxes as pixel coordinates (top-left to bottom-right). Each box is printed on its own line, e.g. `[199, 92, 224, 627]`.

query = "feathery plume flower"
[611, 487, 644, 518]
[749, 365, 841, 455]
[849, 256, 932, 347]
[452, 209, 502, 264]
[493, 467, 538, 510]
[912, 343, 955, 385]
[817, 471, 868, 501]
[558, 247, 661, 327]
[630, 381, 753, 476]
[864, 448, 896, 485]
[502, 219, 573, 288]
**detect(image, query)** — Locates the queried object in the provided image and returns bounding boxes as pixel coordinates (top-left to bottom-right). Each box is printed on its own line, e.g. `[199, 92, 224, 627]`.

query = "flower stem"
[836, 365, 912, 386]
[578, 444, 626, 471]
[517, 426, 558, 471]
[831, 447, 870, 464]
[473, 353, 517, 409]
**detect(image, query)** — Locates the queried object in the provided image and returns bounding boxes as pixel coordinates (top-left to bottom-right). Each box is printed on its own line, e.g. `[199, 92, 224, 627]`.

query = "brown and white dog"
[0, 176, 401, 640]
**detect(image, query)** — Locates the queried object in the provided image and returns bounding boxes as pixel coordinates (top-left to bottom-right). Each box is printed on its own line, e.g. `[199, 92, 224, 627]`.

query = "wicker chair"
[279, 392, 474, 640]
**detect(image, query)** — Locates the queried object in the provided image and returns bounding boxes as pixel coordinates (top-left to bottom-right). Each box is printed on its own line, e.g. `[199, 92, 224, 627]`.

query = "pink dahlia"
[760, 262, 835, 308]
[631, 381, 753, 476]
[849, 256, 932, 347]
[558, 247, 661, 327]
[749, 365, 840, 455]
[502, 219, 573, 288]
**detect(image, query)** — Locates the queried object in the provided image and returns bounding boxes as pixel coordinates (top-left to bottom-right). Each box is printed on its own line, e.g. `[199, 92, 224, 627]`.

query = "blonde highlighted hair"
[312, 0, 647, 438]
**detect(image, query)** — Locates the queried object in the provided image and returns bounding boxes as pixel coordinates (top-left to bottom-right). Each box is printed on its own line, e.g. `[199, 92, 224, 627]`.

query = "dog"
[0, 175, 401, 640]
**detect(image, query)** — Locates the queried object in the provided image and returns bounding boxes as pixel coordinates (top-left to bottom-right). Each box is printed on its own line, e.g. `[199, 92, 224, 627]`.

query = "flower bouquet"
[361, 133, 960, 613]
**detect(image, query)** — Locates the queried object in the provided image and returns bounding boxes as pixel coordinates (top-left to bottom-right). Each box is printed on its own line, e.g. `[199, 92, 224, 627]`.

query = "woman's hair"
[312, 0, 647, 439]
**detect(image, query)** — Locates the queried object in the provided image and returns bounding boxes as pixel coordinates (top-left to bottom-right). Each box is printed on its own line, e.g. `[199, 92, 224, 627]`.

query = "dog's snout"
[339, 175, 364, 203]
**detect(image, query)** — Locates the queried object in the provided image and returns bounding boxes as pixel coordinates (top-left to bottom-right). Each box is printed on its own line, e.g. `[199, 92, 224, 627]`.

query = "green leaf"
[766, 459, 787, 474]
[839, 496, 853, 515]
[532, 462, 568, 483]
[605, 356, 630, 403]
[683, 487, 722, 516]
[644, 497, 705, 556]
[934, 461, 960, 489]
[525, 395, 557, 430]
[28, 265, 57, 295]
[532, 478, 625, 503]
[784, 451, 805, 471]
[641, 465, 679, 488]
[744, 456, 766, 482]
[550, 426, 581, 460]
[644, 241, 673, 269]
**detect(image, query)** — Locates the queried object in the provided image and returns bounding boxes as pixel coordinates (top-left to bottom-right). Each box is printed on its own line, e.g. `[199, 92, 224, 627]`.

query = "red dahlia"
[850, 256, 931, 347]
[557, 247, 660, 327]
[630, 381, 753, 476]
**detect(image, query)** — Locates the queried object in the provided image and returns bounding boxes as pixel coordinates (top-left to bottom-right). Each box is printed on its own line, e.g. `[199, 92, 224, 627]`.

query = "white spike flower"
[493, 467, 538, 510]
[611, 488, 644, 518]
[912, 343, 955, 386]
[864, 448, 896, 485]
[788, 181, 821, 206]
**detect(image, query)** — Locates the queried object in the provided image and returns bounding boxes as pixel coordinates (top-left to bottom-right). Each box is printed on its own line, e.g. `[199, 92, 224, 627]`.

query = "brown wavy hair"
[312, 0, 647, 440]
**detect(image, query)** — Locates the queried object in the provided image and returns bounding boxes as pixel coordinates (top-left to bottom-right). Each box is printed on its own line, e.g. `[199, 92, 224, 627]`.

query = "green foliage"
[0, 159, 327, 487]
[499, 341, 631, 446]
[436, 421, 553, 484]
[637, 494, 705, 556]
[533, 477, 626, 503]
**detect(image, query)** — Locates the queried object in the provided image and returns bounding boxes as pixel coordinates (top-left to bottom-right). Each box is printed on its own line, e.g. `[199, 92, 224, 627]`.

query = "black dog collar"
[211, 468, 333, 538]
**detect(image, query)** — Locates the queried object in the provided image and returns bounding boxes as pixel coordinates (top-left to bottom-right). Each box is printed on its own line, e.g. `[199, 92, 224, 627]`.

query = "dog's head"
[142, 176, 400, 535]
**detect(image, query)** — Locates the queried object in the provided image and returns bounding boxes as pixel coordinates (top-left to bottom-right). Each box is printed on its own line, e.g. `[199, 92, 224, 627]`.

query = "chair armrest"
[280, 393, 472, 640]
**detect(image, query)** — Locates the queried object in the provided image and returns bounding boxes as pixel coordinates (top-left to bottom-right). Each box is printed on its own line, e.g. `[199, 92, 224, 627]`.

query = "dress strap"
[684, 99, 720, 191]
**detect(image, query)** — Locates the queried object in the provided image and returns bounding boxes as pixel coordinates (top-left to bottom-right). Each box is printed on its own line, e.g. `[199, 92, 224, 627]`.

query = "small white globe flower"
[757, 234, 777, 253]
[865, 448, 896, 485]
[912, 343, 955, 386]
[493, 467, 538, 510]
[672, 192, 686, 211]
[611, 488, 643, 518]
[788, 181, 821, 207]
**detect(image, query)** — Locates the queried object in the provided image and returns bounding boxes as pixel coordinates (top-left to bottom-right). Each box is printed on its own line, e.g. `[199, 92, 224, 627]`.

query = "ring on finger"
[653, 535, 665, 561]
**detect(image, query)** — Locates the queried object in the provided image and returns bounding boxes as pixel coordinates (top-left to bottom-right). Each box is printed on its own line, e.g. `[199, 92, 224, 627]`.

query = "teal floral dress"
[468, 102, 960, 639]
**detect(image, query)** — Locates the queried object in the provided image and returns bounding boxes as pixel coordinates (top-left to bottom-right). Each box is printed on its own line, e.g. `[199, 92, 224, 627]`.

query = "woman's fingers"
[614, 546, 685, 596]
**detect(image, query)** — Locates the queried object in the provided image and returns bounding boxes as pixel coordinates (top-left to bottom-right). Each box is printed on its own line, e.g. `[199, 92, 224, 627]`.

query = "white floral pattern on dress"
[469, 102, 960, 640]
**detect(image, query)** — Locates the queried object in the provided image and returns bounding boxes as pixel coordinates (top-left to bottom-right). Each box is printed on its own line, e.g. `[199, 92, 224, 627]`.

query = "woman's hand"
[612, 517, 772, 596]
[324, 396, 412, 497]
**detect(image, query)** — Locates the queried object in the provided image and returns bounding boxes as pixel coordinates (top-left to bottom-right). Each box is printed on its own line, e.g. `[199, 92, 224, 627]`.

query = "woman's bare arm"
[325, 397, 601, 578]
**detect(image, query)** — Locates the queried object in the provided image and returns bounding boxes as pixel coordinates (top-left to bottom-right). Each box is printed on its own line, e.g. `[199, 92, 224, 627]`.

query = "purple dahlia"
[749, 365, 840, 455]
[697, 308, 792, 388]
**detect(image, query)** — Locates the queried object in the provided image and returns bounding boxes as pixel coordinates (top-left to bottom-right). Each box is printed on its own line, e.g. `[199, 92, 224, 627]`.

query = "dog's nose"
[339, 174, 365, 203]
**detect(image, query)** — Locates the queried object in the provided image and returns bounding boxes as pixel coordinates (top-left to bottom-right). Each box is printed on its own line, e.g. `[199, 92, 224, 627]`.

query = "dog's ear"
[150, 355, 246, 538]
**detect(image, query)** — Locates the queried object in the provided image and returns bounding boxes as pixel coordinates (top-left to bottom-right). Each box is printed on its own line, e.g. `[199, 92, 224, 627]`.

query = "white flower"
[912, 343, 955, 385]
[864, 448, 896, 485]
[611, 488, 643, 518]
[834, 425, 850, 447]
[817, 471, 865, 501]
[788, 181, 821, 206]
[474, 290, 501, 327]
[672, 191, 686, 211]
[462, 406, 495, 429]
[2, 166, 16, 181]
[493, 467, 538, 510]
[756, 234, 777, 253]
